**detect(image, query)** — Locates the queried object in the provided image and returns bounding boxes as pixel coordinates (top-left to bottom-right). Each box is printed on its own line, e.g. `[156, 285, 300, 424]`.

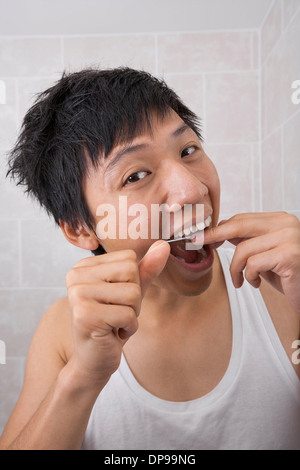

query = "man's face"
[83, 110, 221, 296]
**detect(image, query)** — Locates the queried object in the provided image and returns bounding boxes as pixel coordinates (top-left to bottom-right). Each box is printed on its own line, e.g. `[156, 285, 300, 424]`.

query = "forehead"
[107, 110, 186, 156]
[82, 111, 191, 193]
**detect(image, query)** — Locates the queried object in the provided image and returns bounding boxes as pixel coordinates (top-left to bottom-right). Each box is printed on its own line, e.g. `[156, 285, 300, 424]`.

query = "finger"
[139, 240, 170, 296]
[67, 258, 140, 287]
[243, 248, 281, 289]
[93, 303, 139, 340]
[225, 211, 288, 221]
[69, 281, 142, 313]
[73, 249, 137, 268]
[229, 231, 282, 287]
[204, 217, 274, 245]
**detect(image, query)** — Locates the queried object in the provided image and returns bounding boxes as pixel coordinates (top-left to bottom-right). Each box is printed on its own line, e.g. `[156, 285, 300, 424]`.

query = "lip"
[169, 244, 214, 273]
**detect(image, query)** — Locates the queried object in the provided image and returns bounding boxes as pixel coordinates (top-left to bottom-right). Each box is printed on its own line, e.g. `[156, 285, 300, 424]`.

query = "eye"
[124, 170, 149, 185]
[181, 145, 198, 158]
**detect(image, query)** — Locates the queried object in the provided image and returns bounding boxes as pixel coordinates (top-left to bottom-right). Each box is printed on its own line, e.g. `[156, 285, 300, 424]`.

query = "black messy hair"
[6, 67, 202, 255]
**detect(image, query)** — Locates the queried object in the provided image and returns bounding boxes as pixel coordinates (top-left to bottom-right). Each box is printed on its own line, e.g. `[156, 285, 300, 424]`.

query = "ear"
[59, 220, 100, 251]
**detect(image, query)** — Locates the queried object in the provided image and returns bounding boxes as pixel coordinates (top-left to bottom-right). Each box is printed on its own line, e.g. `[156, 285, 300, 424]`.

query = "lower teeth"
[198, 247, 208, 261]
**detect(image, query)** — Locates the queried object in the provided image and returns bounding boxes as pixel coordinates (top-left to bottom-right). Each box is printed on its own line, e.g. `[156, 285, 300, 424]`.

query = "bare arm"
[0, 243, 170, 450]
[0, 299, 106, 450]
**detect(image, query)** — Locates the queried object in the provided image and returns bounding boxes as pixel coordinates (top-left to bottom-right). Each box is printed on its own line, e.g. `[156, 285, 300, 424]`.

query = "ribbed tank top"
[81, 247, 300, 450]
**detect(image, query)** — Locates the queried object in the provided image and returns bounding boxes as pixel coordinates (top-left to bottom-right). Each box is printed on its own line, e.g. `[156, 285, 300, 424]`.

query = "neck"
[140, 250, 226, 326]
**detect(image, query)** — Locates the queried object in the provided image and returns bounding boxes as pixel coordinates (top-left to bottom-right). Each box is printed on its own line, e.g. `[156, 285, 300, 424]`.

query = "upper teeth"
[182, 215, 212, 237]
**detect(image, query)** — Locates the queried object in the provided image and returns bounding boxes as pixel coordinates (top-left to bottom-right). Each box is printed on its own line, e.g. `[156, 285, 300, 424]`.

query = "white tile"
[283, 110, 300, 211]
[63, 35, 156, 73]
[21, 219, 89, 288]
[0, 288, 66, 358]
[0, 79, 18, 149]
[205, 72, 259, 143]
[262, 9, 300, 138]
[0, 38, 62, 77]
[0, 358, 23, 434]
[261, 0, 282, 64]
[282, 0, 300, 28]
[163, 74, 204, 120]
[203, 143, 253, 215]
[261, 128, 283, 211]
[158, 32, 252, 74]
[0, 220, 19, 288]
[0, 151, 45, 219]
[17, 78, 58, 123]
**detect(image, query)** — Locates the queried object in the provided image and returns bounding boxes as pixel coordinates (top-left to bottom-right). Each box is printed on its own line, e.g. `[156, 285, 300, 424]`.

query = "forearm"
[5, 363, 105, 450]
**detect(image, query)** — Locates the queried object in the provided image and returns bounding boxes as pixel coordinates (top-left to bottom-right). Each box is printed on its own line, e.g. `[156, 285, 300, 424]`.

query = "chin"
[157, 265, 214, 297]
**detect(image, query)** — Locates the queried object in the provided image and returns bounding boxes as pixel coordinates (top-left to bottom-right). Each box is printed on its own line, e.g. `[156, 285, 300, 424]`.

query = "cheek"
[205, 159, 221, 225]
[97, 206, 153, 260]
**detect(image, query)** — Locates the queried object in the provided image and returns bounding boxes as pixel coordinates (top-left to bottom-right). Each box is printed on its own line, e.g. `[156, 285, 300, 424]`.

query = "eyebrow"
[105, 123, 190, 173]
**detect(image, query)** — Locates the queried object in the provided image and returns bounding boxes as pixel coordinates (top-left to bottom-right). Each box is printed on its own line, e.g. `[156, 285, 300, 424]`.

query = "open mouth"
[169, 215, 212, 265]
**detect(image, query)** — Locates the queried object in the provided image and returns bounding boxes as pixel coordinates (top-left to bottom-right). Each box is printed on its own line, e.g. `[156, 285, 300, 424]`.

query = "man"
[0, 68, 299, 450]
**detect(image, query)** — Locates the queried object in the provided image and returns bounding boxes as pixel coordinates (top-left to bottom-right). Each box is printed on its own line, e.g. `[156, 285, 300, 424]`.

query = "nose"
[160, 160, 208, 209]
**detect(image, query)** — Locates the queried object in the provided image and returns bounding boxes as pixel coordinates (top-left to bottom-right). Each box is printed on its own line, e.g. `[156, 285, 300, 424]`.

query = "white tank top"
[81, 247, 300, 450]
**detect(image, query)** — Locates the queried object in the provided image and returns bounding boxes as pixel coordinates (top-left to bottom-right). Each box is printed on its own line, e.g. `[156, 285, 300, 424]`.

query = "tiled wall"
[261, 0, 300, 215]
[1, 0, 300, 434]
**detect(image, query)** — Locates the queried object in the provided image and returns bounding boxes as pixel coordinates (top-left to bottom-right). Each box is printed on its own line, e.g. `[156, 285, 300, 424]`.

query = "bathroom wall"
[261, 0, 300, 217]
[0, 0, 299, 433]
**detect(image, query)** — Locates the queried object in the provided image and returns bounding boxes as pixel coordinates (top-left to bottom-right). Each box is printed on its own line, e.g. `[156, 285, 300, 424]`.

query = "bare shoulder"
[259, 278, 300, 375]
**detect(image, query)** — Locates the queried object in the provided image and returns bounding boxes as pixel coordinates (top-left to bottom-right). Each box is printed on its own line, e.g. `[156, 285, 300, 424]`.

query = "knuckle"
[123, 305, 137, 324]
[123, 249, 137, 261]
[234, 241, 246, 258]
[278, 212, 299, 227]
[67, 283, 86, 304]
[281, 226, 299, 241]
[73, 257, 92, 268]
[247, 255, 258, 270]
[66, 269, 76, 288]
[287, 214, 300, 227]
[71, 301, 90, 330]
[128, 283, 142, 302]
[122, 259, 138, 279]
[66, 266, 85, 287]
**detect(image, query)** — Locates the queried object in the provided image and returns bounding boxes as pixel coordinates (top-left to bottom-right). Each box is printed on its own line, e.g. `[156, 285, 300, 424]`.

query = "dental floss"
[138, 235, 194, 265]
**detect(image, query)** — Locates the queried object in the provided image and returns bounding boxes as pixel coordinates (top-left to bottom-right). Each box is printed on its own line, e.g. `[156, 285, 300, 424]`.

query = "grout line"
[0, 29, 261, 41]
[0, 287, 68, 291]
[259, 0, 276, 30]
[154, 34, 159, 75]
[250, 31, 254, 70]
[60, 37, 64, 71]
[2, 69, 259, 81]
[261, 107, 300, 143]
[260, 1, 300, 69]
[282, 0, 300, 34]
[18, 219, 22, 288]
[157, 69, 258, 76]
[281, 0, 285, 33]
[202, 74, 207, 142]
[0, 69, 261, 81]
[281, 125, 285, 211]
[251, 144, 255, 211]
[258, 27, 263, 212]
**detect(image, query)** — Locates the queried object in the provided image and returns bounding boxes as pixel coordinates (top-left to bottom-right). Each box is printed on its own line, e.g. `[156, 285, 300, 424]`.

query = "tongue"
[170, 239, 199, 263]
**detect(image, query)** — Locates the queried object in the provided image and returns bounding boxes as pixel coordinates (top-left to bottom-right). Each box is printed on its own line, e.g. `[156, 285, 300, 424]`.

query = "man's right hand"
[65, 241, 170, 389]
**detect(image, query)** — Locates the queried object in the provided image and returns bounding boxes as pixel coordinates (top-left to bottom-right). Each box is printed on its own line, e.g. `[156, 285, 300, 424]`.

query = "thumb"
[139, 240, 170, 297]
